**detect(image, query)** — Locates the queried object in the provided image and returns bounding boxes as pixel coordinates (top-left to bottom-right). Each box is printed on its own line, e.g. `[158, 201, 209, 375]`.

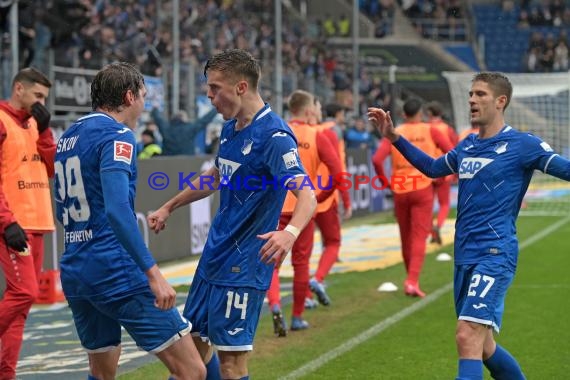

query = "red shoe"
[404, 282, 426, 298]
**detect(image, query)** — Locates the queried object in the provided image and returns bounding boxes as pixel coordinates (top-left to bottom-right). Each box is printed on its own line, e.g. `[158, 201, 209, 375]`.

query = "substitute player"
[306, 100, 352, 307]
[369, 72, 570, 380]
[372, 98, 453, 297]
[425, 101, 458, 245]
[266, 90, 342, 335]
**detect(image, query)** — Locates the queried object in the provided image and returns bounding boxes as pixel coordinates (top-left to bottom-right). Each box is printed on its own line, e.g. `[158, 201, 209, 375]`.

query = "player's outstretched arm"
[148, 166, 220, 233]
[258, 176, 316, 265]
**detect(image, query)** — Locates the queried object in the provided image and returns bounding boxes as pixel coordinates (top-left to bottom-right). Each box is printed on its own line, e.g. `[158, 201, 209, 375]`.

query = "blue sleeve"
[519, 133, 567, 174]
[263, 129, 306, 181]
[100, 129, 136, 174]
[392, 136, 455, 178]
[543, 155, 570, 180]
[101, 170, 156, 272]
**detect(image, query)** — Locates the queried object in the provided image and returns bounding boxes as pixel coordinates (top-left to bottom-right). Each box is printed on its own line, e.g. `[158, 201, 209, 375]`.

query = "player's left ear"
[124, 90, 136, 106]
[236, 80, 248, 96]
[496, 94, 507, 111]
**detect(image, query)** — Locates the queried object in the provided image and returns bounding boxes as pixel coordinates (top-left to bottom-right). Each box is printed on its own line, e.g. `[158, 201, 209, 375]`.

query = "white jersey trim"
[444, 153, 456, 173]
[255, 106, 272, 122]
[148, 324, 192, 354]
[283, 173, 307, 187]
[77, 113, 114, 122]
[458, 316, 499, 333]
[215, 344, 253, 352]
[543, 154, 558, 173]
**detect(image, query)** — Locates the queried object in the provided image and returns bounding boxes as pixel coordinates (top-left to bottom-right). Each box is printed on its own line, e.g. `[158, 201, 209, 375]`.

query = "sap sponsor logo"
[282, 148, 300, 169]
[458, 157, 493, 179]
[114, 141, 133, 164]
[472, 303, 487, 310]
[227, 327, 244, 336]
[218, 157, 242, 184]
[540, 141, 553, 152]
[494, 141, 508, 154]
[272, 131, 288, 138]
[241, 139, 253, 155]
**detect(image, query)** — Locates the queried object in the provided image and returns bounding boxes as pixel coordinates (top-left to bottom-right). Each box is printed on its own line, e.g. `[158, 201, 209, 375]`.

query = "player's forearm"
[102, 171, 156, 272]
[162, 167, 219, 213]
[393, 136, 452, 178]
[288, 187, 316, 230]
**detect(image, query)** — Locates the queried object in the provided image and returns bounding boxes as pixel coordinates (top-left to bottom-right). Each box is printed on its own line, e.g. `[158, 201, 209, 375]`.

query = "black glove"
[4, 222, 28, 252]
[30, 102, 51, 133]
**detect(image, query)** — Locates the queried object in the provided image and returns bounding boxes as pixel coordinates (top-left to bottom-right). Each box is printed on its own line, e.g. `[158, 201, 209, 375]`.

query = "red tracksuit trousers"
[314, 201, 341, 283]
[267, 214, 314, 318]
[393, 186, 434, 286]
[0, 233, 44, 380]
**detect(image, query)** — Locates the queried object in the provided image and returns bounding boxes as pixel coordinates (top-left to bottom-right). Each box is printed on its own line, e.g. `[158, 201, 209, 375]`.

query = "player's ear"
[496, 94, 507, 111]
[236, 80, 248, 96]
[124, 89, 135, 106]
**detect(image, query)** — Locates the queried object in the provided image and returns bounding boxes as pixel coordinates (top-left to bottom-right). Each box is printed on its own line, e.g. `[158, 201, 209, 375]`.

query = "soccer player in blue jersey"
[55, 62, 205, 380]
[148, 49, 317, 380]
[369, 72, 570, 380]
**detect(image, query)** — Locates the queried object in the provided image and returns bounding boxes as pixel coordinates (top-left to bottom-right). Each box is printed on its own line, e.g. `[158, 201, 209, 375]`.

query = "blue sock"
[484, 344, 526, 380]
[87, 375, 99, 380]
[239, 377, 249, 380]
[206, 352, 222, 380]
[456, 358, 483, 380]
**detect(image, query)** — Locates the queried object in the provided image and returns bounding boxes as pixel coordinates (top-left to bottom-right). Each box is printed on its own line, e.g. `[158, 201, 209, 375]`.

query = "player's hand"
[257, 230, 296, 265]
[367, 108, 398, 142]
[146, 265, 177, 310]
[4, 222, 28, 252]
[30, 102, 51, 133]
[147, 208, 170, 233]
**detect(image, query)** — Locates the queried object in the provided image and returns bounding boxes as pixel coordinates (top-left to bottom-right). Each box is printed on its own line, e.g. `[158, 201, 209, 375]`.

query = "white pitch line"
[280, 215, 570, 380]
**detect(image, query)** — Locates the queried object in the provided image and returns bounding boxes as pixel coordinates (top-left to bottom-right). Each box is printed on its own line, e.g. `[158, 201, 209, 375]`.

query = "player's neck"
[478, 121, 504, 139]
[235, 96, 265, 131]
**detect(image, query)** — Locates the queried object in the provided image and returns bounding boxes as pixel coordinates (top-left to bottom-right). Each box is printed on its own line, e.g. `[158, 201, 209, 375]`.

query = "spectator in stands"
[150, 107, 218, 156]
[137, 129, 162, 159]
[554, 36, 569, 71]
[337, 14, 350, 37]
[344, 117, 376, 150]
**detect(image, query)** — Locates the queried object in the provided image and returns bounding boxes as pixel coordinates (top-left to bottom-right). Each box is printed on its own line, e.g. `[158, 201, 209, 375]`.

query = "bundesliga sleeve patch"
[540, 141, 553, 152]
[282, 149, 299, 169]
[114, 141, 133, 164]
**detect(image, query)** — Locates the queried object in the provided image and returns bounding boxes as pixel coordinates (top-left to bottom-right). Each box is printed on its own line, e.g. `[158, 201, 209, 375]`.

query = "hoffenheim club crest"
[241, 139, 253, 155]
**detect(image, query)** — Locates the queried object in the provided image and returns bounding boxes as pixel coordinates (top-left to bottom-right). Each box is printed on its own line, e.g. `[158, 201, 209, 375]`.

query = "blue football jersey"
[54, 113, 147, 299]
[445, 126, 557, 267]
[197, 104, 305, 290]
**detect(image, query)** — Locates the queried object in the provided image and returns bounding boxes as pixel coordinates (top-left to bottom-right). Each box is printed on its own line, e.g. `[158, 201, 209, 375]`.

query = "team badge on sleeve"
[114, 141, 133, 164]
[282, 148, 300, 169]
[540, 141, 553, 152]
